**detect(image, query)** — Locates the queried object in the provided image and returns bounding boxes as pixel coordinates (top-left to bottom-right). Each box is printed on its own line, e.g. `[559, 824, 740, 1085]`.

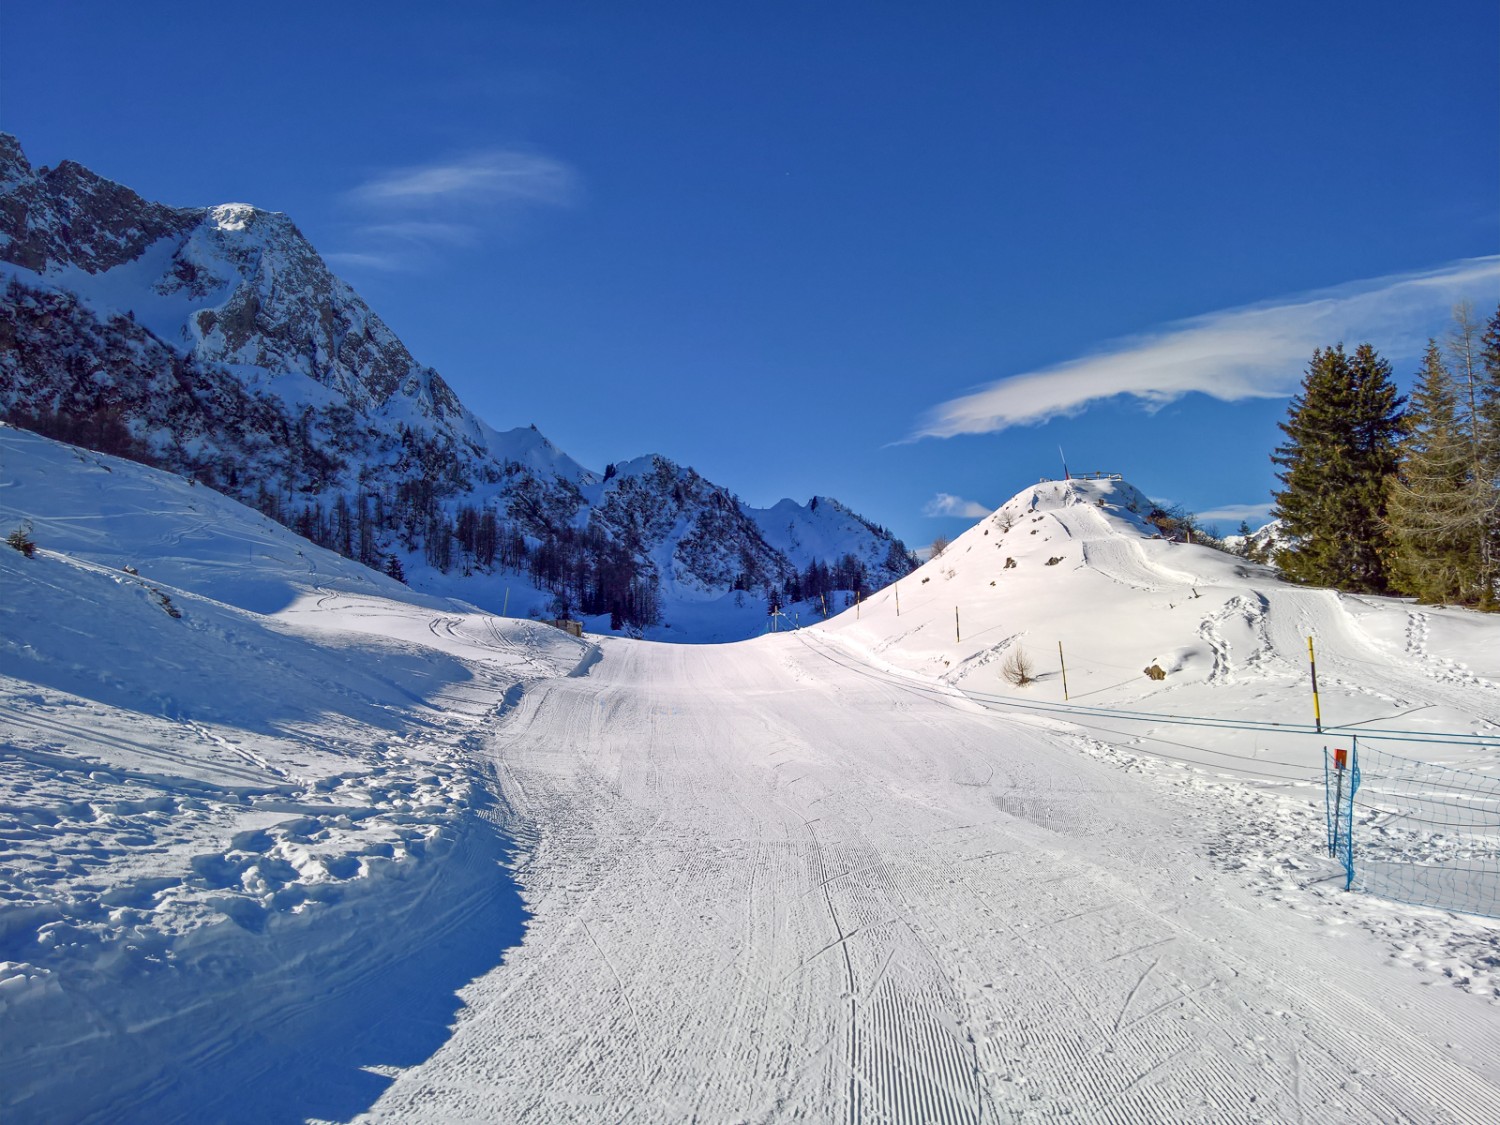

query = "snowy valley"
[3, 425, 1499, 1122]
[6, 0, 1499, 1115]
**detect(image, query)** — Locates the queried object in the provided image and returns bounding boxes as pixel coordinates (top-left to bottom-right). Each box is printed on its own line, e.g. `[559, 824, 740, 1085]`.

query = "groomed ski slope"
[363, 477, 1500, 1121]
[364, 632, 1500, 1122]
[4, 432, 1499, 1122]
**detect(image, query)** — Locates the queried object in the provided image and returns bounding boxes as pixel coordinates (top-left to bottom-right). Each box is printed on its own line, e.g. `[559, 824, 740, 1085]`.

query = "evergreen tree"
[1386, 342, 1479, 602]
[1234, 520, 1253, 558]
[1271, 343, 1404, 592]
[1477, 304, 1500, 606]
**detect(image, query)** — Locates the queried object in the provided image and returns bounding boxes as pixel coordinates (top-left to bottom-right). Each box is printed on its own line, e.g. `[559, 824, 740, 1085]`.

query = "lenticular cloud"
[912, 257, 1500, 438]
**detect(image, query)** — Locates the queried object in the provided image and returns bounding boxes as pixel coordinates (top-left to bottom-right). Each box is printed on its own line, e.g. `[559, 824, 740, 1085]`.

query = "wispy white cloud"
[923, 492, 991, 519]
[346, 150, 578, 210]
[357, 220, 478, 246]
[331, 149, 579, 273]
[1196, 502, 1275, 525]
[913, 258, 1500, 439]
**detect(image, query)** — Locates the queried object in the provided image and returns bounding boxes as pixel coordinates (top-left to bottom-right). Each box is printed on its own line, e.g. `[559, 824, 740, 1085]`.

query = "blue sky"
[5, 1, 1497, 547]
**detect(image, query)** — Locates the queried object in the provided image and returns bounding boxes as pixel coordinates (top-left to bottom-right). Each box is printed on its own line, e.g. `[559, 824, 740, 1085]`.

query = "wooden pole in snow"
[1058, 641, 1069, 701]
[955, 606, 961, 643]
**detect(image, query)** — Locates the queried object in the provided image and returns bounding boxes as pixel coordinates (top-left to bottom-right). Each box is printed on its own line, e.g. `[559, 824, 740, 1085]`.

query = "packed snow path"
[367, 635, 1500, 1123]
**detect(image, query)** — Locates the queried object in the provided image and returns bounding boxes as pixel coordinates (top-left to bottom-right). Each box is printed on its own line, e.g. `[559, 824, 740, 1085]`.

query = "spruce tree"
[1234, 520, 1254, 559]
[1477, 304, 1500, 606]
[1386, 342, 1478, 602]
[1271, 343, 1404, 592]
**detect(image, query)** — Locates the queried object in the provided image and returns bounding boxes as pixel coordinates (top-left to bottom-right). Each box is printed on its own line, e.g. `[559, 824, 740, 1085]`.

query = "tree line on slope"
[4, 403, 904, 630]
[1271, 302, 1500, 608]
[250, 481, 666, 628]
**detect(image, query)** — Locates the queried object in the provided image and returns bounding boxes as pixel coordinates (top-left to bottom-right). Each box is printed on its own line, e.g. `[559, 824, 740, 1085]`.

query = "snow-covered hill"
[820, 476, 1498, 734]
[0, 133, 914, 638]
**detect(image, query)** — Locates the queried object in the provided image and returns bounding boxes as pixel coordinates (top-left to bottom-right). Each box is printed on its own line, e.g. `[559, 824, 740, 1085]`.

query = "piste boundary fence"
[1326, 738, 1500, 918]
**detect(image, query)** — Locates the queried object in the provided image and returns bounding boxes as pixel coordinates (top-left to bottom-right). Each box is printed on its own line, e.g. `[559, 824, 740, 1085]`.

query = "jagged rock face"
[0, 133, 916, 625]
[0, 136, 199, 274]
[172, 204, 452, 416]
[0, 276, 339, 494]
[0, 135, 461, 423]
[592, 456, 789, 592]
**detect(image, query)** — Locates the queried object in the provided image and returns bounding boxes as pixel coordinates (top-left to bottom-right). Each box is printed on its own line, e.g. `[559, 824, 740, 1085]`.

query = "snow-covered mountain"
[0, 134, 914, 636]
[1222, 517, 1288, 565]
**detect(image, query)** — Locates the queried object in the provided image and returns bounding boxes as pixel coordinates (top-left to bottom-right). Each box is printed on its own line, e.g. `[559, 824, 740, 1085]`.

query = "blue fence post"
[1324, 743, 1359, 890]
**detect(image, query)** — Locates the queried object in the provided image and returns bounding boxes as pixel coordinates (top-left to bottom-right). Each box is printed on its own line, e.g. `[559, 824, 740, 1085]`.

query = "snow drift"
[0, 424, 592, 1120]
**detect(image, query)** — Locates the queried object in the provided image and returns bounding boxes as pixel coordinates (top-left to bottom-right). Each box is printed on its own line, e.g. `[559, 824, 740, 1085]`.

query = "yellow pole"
[955, 606, 960, 643]
[1308, 635, 1322, 733]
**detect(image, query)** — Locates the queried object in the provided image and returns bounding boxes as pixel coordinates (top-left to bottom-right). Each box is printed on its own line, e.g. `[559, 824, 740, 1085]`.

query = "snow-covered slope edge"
[0, 425, 592, 1121]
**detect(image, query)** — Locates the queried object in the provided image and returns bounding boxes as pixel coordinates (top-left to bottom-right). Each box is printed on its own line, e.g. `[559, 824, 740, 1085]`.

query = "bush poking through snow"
[151, 588, 183, 619]
[6, 521, 36, 558]
[1002, 646, 1035, 686]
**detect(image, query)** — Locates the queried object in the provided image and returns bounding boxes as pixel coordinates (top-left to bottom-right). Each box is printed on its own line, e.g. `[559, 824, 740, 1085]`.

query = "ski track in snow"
[362, 636, 1500, 1123]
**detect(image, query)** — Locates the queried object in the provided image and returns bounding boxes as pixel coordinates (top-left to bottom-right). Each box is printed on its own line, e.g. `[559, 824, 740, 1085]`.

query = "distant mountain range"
[0, 134, 915, 634]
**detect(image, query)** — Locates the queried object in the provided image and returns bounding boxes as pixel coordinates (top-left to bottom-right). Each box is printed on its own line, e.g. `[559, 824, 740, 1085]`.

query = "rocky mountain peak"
[0, 133, 198, 274]
[0, 133, 31, 183]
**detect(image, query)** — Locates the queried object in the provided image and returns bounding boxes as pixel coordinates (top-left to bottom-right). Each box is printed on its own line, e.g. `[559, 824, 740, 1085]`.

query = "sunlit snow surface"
[4, 429, 1499, 1122]
[0, 425, 592, 1120]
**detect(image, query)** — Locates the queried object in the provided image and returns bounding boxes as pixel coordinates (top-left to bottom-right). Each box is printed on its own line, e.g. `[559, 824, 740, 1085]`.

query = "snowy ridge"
[749, 493, 910, 579]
